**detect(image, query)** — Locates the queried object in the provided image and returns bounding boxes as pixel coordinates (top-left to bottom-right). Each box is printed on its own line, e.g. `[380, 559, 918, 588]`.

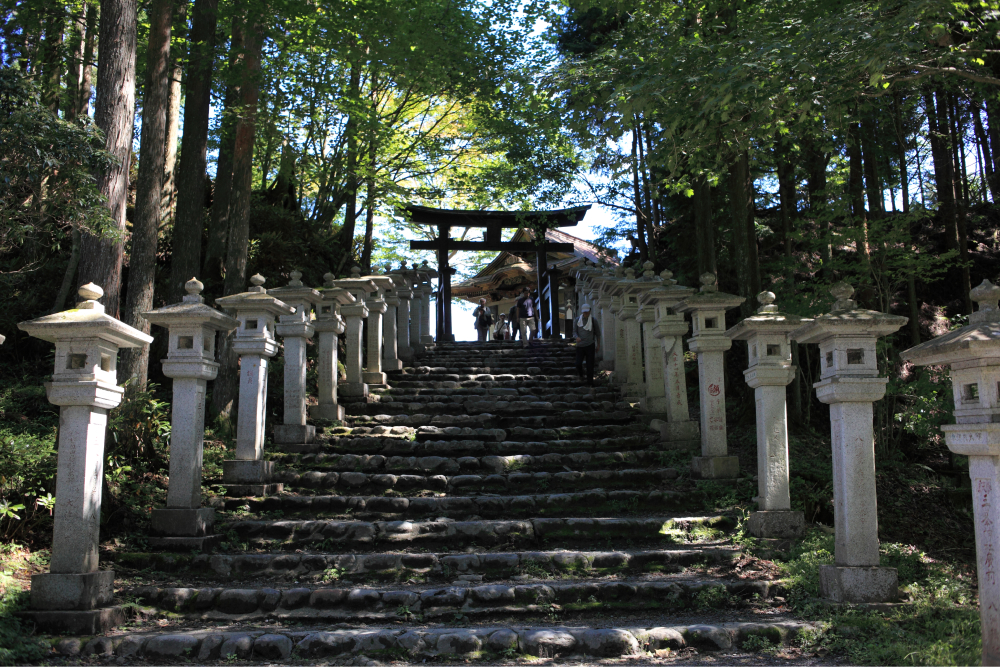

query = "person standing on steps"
[473, 298, 493, 342]
[516, 287, 537, 348]
[509, 303, 519, 342]
[574, 303, 601, 385]
[495, 312, 511, 340]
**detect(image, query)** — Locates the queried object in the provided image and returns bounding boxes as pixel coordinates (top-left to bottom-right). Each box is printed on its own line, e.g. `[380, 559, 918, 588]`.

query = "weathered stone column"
[216, 274, 294, 496]
[380, 266, 403, 371]
[645, 269, 699, 447]
[791, 282, 906, 603]
[902, 279, 1000, 659]
[363, 272, 394, 387]
[311, 273, 355, 421]
[614, 268, 646, 399]
[143, 278, 237, 550]
[270, 271, 323, 444]
[593, 270, 617, 370]
[18, 283, 152, 633]
[727, 291, 810, 539]
[408, 267, 425, 354]
[391, 264, 414, 362]
[419, 260, 436, 345]
[334, 267, 377, 398]
[676, 273, 745, 479]
[607, 268, 629, 385]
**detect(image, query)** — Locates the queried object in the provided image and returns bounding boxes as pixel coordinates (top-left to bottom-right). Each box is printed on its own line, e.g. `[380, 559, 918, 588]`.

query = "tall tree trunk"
[973, 103, 997, 201]
[170, 0, 218, 300]
[860, 111, 885, 219]
[212, 15, 264, 418]
[51, 227, 82, 313]
[804, 136, 831, 277]
[894, 93, 922, 346]
[775, 137, 795, 258]
[728, 151, 760, 314]
[949, 94, 973, 312]
[39, 0, 64, 112]
[360, 183, 375, 272]
[336, 62, 362, 270]
[926, 90, 960, 250]
[630, 125, 649, 260]
[77, 3, 97, 117]
[119, 0, 172, 391]
[161, 0, 186, 219]
[201, 25, 242, 288]
[78, 0, 137, 318]
[692, 175, 716, 276]
[846, 121, 870, 267]
[64, 7, 85, 121]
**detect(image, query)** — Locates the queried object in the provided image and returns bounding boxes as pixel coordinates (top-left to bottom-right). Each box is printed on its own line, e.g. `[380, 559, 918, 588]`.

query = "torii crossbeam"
[405, 204, 591, 341]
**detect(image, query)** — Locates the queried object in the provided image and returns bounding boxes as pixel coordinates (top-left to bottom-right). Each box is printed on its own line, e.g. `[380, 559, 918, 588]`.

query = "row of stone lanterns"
[15, 264, 436, 632]
[574, 262, 907, 604]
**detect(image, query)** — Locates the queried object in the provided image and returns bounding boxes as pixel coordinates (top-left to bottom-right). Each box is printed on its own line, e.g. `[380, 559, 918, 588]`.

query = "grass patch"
[779, 529, 981, 665]
[0, 544, 48, 666]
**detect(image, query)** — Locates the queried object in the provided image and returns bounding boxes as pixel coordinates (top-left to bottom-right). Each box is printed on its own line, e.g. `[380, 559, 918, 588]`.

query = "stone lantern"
[591, 269, 618, 370]
[676, 273, 745, 479]
[613, 268, 648, 400]
[418, 260, 437, 345]
[311, 273, 355, 421]
[388, 264, 414, 362]
[380, 266, 405, 372]
[270, 271, 323, 445]
[901, 279, 1000, 662]
[333, 267, 378, 398]
[143, 278, 237, 549]
[790, 282, 907, 603]
[269, 270, 323, 444]
[18, 283, 152, 633]
[362, 272, 395, 387]
[644, 269, 699, 447]
[215, 274, 294, 495]
[727, 291, 810, 538]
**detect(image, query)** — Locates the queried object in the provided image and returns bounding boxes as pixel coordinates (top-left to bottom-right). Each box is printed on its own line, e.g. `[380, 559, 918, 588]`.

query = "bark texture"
[78, 0, 138, 317]
[119, 0, 173, 390]
[171, 0, 219, 300]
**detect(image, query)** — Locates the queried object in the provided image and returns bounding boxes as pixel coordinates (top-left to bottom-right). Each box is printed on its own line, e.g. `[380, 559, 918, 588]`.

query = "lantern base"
[691, 455, 739, 479]
[819, 565, 898, 603]
[151, 507, 215, 537]
[748, 510, 805, 539]
[18, 607, 127, 635]
[273, 424, 316, 444]
[30, 570, 115, 611]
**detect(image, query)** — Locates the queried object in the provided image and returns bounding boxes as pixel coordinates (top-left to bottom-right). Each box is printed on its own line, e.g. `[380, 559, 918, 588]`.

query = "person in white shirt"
[515, 287, 537, 348]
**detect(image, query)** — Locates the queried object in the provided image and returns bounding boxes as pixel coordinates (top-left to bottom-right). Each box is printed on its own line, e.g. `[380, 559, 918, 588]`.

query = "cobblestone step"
[217, 516, 728, 550]
[267, 466, 678, 494]
[215, 487, 690, 521]
[127, 576, 780, 620]
[59, 620, 817, 661]
[108, 546, 737, 581]
[269, 448, 672, 474]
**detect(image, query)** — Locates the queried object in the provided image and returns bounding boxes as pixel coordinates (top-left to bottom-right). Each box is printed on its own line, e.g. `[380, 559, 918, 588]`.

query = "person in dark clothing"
[472, 298, 493, 342]
[515, 287, 537, 348]
[574, 303, 601, 385]
[508, 304, 519, 341]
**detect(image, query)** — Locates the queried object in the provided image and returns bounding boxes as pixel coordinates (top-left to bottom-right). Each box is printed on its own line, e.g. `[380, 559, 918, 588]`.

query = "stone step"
[272, 433, 661, 458]
[270, 447, 672, 474]
[343, 410, 638, 430]
[218, 515, 732, 550]
[65, 620, 817, 661]
[268, 466, 679, 495]
[388, 373, 599, 384]
[343, 399, 623, 418]
[127, 575, 780, 621]
[108, 546, 737, 581]
[216, 487, 689, 521]
[368, 390, 621, 404]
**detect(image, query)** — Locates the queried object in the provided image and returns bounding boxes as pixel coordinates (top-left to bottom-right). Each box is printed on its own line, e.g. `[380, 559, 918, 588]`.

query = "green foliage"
[106, 384, 172, 469]
[0, 67, 117, 273]
[0, 546, 47, 666]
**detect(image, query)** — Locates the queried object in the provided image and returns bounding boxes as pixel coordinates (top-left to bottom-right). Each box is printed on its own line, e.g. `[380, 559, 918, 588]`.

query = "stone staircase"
[63, 340, 813, 662]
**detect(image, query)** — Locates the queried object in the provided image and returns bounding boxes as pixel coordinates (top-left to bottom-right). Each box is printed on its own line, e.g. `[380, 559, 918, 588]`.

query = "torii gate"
[406, 204, 591, 342]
